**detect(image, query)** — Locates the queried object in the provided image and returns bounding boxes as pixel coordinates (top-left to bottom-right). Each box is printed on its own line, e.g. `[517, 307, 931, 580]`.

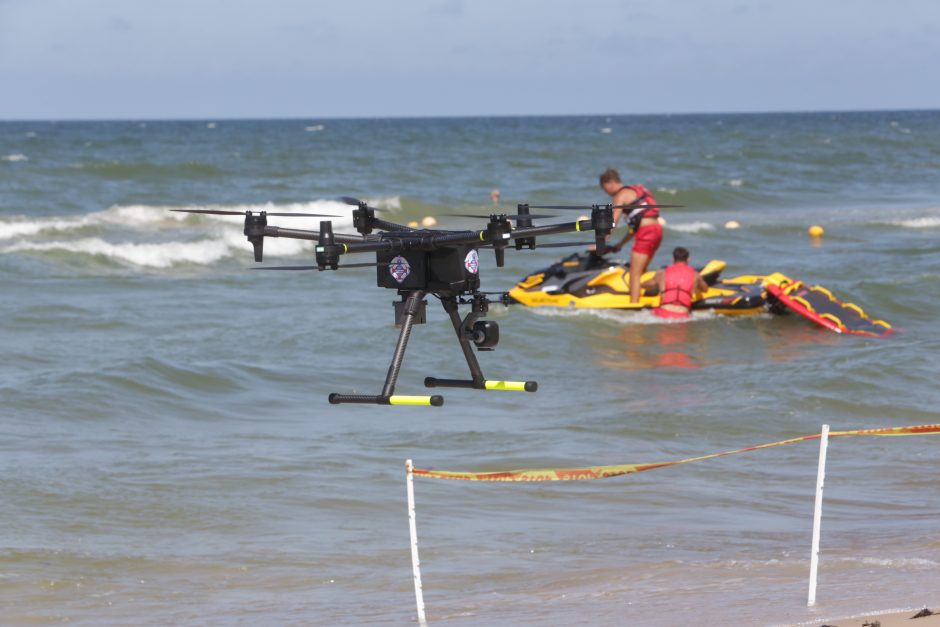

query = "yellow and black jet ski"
[505, 252, 893, 336]
[505, 252, 767, 315]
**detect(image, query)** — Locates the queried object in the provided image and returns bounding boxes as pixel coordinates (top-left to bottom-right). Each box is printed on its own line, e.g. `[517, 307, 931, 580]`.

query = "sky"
[1, 0, 938, 119]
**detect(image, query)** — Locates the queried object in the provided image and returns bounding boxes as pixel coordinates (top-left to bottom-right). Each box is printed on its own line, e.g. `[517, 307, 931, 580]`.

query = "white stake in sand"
[406, 459, 427, 625]
[807, 424, 830, 607]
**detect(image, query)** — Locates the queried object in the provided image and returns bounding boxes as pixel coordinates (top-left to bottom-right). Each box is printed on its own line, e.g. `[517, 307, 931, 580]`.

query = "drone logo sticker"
[389, 255, 411, 283]
[464, 249, 479, 274]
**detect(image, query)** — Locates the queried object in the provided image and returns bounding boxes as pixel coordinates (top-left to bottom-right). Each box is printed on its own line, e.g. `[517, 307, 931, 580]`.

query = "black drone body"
[174, 197, 677, 407]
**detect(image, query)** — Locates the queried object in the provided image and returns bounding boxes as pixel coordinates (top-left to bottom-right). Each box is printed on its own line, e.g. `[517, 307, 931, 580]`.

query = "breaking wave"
[3, 236, 240, 268]
[667, 221, 715, 233]
[0, 198, 397, 268]
[0, 199, 371, 241]
[891, 216, 940, 229]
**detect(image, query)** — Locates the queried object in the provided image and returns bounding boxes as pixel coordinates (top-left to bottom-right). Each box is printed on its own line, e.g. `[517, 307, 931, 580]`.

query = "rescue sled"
[763, 273, 893, 337]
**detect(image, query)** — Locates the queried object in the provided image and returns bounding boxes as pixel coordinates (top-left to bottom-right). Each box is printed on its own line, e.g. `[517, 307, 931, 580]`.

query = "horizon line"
[1, 106, 938, 124]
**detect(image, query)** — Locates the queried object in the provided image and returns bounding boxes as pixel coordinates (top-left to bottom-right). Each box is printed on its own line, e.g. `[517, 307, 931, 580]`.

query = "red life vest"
[660, 263, 697, 310]
[622, 184, 659, 218]
[620, 184, 659, 231]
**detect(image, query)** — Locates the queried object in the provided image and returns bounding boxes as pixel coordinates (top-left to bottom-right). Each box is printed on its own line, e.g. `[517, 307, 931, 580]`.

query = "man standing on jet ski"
[599, 168, 663, 303]
[652, 247, 710, 319]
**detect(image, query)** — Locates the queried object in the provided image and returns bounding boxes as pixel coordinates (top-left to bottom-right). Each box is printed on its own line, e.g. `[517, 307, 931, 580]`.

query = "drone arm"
[342, 240, 398, 254]
[372, 218, 412, 232]
[510, 219, 592, 240]
[513, 205, 613, 250]
[263, 226, 364, 245]
[425, 230, 489, 247]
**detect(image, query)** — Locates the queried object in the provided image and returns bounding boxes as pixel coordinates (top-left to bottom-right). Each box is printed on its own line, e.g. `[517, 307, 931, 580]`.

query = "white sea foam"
[600, 128, 612, 134]
[0, 198, 371, 241]
[529, 307, 717, 325]
[1, 154, 28, 162]
[0, 198, 393, 266]
[668, 221, 715, 233]
[892, 216, 940, 229]
[3, 237, 237, 268]
[305, 125, 325, 132]
[728, 179, 744, 187]
[854, 556, 940, 568]
[0, 216, 92, 240]
[2, 221, 320, 267]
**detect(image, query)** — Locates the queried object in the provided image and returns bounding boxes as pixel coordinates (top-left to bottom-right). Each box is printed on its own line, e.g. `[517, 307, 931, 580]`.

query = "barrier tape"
[411, 423, 940, 482]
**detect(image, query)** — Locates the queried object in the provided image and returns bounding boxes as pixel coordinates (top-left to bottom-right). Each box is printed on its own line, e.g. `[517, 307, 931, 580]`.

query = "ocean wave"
[668, 221, 715, 233]
[2, 236, 241, 268]
[1, 154, 28, 162]
[0, 200, 365, 241]
[0, 198, 391, 267]
[891, 216, 940, 229]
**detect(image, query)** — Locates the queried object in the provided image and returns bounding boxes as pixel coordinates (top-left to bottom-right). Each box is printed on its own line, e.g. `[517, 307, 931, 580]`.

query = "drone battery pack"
[377, 245, 481, 292]
[428, 245, 481, 292]
[377, 250, 428, 289]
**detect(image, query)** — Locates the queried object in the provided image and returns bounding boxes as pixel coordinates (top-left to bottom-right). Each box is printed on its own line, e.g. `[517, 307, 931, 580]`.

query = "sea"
[1, 111, 939, 626]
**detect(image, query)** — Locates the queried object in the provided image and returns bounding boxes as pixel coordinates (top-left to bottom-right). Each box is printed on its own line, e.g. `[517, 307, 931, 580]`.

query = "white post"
[807, 424, 830, 606]
[406, 459, 427, 625]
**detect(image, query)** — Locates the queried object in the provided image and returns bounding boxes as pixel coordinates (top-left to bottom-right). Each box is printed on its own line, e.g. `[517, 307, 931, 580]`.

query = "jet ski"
[505, 252, 893, 336]
[506, 252, 767, 315]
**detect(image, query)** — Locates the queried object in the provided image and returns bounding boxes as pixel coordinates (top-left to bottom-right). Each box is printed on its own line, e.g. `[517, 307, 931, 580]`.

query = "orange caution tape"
[411, 423, 940, 482]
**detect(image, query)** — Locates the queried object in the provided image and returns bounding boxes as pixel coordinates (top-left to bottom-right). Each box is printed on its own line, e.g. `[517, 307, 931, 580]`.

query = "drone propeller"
[252, 261, 385, 271]
[612, 203, 684, 210]
[171, 208, 341, 217]
[530, 241, 592, 249]
[445, 212, 557, 221]
[483, 240, 591, 250]
[526, 204, 683, 211]
[337, 196, 392, 212]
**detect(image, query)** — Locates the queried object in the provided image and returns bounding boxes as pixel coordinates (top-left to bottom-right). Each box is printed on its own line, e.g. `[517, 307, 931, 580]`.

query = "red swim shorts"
[632, 223, 663, 257]
[653, 307, 690, 319]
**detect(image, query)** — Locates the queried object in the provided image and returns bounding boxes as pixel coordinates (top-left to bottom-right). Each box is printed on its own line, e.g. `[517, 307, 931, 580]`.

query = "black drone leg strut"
[424, 296, 537, 394]
[328, 292, 536, 407]
[329, 290, 444, 407]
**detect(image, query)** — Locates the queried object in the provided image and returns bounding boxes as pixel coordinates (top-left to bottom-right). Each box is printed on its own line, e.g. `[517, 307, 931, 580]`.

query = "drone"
[174, 197, 676, 407]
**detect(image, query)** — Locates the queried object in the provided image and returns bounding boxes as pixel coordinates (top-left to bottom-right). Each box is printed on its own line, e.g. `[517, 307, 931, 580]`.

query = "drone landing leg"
[329, 290, 444, 407]
[424, 297, 538, 394]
